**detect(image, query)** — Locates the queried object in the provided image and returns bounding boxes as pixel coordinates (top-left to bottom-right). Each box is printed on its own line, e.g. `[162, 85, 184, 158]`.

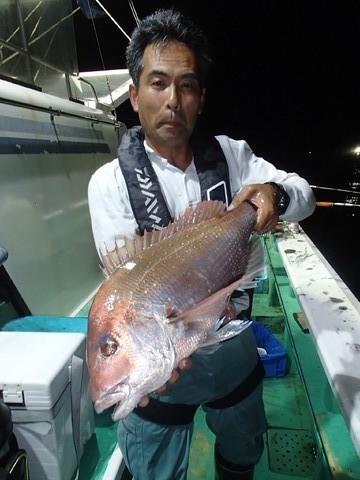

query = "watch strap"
[265, 182, 290, 215]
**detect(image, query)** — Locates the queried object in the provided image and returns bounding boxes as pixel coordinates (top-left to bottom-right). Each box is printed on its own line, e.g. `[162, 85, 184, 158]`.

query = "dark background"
[74, 0, 360, 298]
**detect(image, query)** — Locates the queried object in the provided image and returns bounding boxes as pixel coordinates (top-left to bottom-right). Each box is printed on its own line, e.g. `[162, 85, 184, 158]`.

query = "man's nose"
[167, 85, 180, 110]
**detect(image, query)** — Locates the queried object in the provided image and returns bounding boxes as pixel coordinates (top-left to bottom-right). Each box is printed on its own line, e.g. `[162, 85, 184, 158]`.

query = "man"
[88, 8, 315, 480]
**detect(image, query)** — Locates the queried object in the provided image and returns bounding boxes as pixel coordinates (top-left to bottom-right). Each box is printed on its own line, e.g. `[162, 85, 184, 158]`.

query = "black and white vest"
[117, 126, 231, 235]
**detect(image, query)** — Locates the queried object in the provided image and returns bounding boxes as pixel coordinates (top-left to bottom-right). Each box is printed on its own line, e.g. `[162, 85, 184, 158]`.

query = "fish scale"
[127, 208, 253, 310]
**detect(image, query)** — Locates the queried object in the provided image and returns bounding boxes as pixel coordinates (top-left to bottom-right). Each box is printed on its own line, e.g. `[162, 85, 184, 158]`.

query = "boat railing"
[0, 0, 131, 114]
[271, 222, 360, 459]
[0, 0, 94, 103]
[71, 69, 132, 110]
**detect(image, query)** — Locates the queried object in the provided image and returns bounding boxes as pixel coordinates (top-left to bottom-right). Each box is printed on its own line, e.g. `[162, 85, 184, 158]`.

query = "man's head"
[126, 9, 212, 90]
[126, 9, 212, 157]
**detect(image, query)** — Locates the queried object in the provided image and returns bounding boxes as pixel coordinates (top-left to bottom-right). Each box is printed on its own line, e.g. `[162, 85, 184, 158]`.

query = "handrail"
[275, 224, 360, 457]
[0, 82, 118, 125]
[0, 247, 8, 267]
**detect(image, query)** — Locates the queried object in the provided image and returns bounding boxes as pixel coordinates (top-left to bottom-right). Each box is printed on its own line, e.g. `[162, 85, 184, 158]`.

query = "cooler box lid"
[0, 331, 86, 409]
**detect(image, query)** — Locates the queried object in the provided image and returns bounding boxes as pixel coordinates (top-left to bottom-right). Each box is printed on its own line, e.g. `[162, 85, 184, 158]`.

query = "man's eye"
[151, 80, 164, 88]
[182, 82, 199, 92]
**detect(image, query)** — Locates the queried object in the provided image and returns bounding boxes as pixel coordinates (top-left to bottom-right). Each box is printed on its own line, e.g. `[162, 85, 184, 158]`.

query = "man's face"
[129, 41, 205, 152]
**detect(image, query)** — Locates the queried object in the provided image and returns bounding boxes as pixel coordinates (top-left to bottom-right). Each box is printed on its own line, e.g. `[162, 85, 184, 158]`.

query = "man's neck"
[146, 142, 193, 171]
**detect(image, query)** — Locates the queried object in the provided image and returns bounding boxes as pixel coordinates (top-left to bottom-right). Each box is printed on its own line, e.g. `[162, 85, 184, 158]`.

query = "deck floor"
[77, 351, 318, 480]
[177, 295, 317, 480]
[187, 374, 317, 480]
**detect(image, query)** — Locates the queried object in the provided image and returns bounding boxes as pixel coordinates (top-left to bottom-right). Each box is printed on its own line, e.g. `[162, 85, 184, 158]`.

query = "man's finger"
[138, 396, 150, 407]
[178, 357, 192, 370]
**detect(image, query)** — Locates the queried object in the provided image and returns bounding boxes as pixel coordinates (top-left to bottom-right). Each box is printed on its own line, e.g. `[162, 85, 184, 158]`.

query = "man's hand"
[229, 183, 279, 233]
[137, 357, 192, 407]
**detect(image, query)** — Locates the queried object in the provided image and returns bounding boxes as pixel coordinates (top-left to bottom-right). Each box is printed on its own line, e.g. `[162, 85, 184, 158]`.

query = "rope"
[84, 0, 117, 117]
[129, 0, 140, 25]
[93, 0, 131, 40]
[76, 0, 140, 115]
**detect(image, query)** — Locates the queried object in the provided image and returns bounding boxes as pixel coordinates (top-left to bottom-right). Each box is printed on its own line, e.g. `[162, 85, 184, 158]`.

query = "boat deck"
[188, 319, 320, 480]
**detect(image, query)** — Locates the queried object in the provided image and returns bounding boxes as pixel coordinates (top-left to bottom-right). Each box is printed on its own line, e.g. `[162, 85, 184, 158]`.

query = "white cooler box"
[0, 331, 94, 480]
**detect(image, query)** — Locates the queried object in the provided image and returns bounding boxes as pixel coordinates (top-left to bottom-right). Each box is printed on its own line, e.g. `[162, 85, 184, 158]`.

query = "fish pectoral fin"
[167, 278, 253, 353]
[164, 303, 177, 318]
[166, 286, 232, 326]
[195, 319, 252, 354]
[194, 344, 221, 354]
[167, 277, 248, 326]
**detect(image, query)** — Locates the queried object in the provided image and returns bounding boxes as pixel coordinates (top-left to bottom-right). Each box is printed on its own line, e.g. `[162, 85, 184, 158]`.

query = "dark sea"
[75, 0, 360, 300]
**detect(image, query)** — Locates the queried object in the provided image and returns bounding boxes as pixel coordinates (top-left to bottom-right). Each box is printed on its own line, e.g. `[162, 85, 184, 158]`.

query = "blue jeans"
[117, 328, 267, 480]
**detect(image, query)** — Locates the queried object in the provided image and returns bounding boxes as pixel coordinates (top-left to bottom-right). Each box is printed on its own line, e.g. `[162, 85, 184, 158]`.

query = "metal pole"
[14, 0, 34, 84]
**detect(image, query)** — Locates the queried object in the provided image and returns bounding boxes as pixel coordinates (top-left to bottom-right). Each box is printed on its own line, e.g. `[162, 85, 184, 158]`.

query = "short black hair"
[126, 8, 213, 89]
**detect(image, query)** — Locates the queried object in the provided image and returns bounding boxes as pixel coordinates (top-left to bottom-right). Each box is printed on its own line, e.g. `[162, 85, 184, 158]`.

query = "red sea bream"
[87, 200, 261, 420]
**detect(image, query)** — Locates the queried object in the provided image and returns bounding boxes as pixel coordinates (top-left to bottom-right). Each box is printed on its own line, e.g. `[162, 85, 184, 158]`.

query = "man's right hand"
[137, 357, 192, 407]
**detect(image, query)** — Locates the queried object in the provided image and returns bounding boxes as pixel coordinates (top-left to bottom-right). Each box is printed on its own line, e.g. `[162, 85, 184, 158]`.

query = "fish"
[87, 200, 262, 420]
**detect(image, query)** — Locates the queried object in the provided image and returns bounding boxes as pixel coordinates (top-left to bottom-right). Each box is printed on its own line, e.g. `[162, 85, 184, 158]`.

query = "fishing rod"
[316, 201, 360, 208]
[311, 185, 360, 207]
[311, 185, 360, 196]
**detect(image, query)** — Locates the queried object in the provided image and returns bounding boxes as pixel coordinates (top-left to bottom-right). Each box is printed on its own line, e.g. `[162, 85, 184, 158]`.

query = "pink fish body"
[87, 201, 260, 420]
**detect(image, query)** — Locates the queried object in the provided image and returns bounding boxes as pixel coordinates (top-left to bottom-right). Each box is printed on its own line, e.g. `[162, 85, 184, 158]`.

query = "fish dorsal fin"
[100, 200, 226, 277]
[157, 200, 226, 242]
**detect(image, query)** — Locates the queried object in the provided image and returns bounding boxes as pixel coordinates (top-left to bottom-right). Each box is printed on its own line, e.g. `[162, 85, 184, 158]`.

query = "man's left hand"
[229, 183, 279, 233]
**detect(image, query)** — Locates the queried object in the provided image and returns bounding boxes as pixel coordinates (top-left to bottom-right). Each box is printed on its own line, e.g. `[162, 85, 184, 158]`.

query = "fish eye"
[100, 337, 118, 357]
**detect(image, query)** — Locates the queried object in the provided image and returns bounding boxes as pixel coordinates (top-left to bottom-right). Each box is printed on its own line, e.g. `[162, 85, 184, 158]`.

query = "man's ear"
[129, 84, 139, 112]
[198, 87, 206, 115]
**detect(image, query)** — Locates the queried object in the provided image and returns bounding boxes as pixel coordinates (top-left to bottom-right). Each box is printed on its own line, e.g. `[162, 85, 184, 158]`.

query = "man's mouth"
[158, 114, 183, 127]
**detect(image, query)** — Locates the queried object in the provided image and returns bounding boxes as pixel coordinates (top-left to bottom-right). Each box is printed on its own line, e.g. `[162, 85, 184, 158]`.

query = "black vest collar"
[117, 126, 231, 235]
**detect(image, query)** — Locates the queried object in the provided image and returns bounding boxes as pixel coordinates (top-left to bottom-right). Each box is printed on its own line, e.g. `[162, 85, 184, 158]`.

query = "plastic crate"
[251, 322, 287, 377]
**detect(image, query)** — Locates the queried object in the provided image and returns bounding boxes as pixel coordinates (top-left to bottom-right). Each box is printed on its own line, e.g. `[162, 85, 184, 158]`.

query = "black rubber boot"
[214, 444, 254, 479]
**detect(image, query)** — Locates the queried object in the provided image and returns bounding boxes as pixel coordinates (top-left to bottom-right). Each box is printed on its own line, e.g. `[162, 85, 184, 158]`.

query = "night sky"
[74, 1, 360, 297]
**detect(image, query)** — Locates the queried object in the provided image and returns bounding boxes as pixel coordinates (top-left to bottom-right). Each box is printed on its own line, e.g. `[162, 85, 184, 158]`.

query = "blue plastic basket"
[251, 322, 287, 377]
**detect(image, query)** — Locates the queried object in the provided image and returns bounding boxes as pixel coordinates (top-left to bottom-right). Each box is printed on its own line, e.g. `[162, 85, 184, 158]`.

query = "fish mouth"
[94, 381, 130, 415]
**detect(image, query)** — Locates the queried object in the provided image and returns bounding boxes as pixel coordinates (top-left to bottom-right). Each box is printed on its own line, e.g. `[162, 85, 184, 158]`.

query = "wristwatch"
[265, 182, 290, 216]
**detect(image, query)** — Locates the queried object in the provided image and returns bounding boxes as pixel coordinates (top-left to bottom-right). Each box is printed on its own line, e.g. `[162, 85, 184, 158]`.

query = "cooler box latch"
[1, 386, 24, 406]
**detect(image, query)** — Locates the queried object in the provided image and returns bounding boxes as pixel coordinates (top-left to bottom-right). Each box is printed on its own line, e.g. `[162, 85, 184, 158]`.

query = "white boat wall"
[0, 0, 130, 317]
